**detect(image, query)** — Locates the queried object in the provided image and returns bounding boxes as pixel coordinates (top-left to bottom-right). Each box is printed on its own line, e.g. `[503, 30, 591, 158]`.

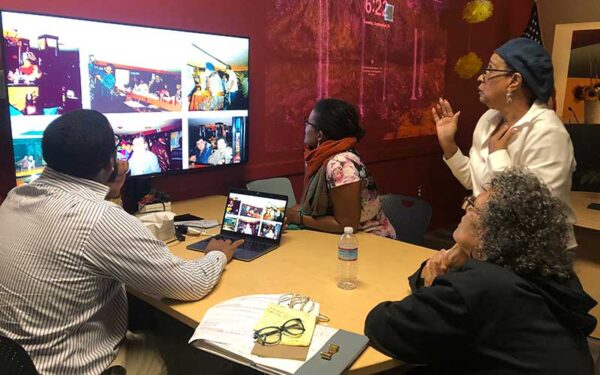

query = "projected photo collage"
[2, 11, 249, 184]
[223, 193, 286, 240]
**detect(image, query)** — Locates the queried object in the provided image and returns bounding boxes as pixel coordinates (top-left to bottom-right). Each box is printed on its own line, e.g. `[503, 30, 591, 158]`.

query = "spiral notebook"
[189, 294, 369, 375]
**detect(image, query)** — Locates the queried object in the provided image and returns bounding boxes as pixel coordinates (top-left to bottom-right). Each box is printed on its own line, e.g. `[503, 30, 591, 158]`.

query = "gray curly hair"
[480, 168, 573, 280]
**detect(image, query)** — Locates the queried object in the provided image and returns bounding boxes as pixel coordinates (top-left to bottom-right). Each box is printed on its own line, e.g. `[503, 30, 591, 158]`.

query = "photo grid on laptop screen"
[223, 193, 286, 240]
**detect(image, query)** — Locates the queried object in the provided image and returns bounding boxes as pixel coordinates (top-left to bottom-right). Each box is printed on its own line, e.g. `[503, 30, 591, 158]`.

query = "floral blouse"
[326, 151, 396, 239]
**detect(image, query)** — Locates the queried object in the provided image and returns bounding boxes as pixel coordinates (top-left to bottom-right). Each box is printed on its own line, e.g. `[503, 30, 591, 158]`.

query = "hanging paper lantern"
[463, 0, 494, 24]
[454, 52, 483, 79]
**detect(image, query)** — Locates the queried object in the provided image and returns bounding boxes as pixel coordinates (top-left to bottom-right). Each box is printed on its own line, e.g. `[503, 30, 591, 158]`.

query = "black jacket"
[364, 260, 597, 375]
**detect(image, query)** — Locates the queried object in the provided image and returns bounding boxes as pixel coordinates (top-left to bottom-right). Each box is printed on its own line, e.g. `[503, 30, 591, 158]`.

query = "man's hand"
[206, 238, 244, 262]
[106, 160, 128, 200]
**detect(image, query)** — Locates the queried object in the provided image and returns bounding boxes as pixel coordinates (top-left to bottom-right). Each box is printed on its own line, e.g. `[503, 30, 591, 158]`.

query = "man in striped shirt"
[0, 110, 243, 375]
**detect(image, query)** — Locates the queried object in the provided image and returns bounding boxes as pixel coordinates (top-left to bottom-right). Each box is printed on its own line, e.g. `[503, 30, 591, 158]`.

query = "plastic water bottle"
[337, 227, 358, 290]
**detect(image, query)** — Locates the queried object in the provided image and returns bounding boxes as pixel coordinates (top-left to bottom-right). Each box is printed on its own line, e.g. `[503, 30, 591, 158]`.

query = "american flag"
[522, 1, 543, 45]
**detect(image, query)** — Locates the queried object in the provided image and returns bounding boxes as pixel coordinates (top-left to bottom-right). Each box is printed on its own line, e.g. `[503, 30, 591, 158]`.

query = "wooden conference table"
[570, 191, 600, 338]
[130, 193, 600, 371]
[129, 195, 435, 374]
[571, 191, 600, 232]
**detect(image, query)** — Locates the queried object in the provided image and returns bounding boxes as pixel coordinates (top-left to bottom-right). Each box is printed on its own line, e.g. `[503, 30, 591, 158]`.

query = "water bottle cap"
[343, 227, 354, 234]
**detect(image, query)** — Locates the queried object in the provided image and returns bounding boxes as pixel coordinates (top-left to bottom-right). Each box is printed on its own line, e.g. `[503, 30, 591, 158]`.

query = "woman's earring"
[506, 91, 513, 104]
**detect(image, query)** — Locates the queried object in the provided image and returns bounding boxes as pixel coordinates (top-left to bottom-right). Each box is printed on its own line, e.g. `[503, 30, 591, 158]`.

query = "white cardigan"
[444, 101, 577, 248]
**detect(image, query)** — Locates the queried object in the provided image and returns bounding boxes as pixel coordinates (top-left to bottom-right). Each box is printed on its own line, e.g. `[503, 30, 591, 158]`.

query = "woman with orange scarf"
[286, 99, 395, 238]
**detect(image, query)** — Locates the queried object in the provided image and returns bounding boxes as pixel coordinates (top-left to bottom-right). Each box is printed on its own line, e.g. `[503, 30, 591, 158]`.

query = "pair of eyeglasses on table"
[253, 318, 305, 346]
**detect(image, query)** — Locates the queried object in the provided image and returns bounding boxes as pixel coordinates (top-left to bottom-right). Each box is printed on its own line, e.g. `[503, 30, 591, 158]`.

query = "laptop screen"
[222, 189, 287, 241]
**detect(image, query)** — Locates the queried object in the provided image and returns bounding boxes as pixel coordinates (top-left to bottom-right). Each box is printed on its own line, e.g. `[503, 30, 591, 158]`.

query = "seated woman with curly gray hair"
[365, 168, 597, 375]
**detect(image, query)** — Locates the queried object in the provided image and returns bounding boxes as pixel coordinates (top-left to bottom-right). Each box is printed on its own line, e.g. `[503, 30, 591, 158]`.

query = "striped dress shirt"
[0, 168, 227, 375]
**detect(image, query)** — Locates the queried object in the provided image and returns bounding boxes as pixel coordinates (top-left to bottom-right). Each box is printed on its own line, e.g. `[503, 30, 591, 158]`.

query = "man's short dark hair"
[42, 109, 115, 179]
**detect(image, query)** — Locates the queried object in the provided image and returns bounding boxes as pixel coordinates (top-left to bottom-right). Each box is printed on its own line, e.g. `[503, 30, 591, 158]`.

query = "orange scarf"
[303, 137, 357, 187]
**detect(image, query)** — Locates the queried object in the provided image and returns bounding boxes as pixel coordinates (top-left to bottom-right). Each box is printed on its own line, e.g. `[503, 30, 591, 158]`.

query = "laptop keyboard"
[212, 235, 266, 252]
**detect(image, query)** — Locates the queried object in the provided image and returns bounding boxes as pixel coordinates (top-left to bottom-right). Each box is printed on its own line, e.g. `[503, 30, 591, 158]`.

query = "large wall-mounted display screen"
[1, 10, 249, 185]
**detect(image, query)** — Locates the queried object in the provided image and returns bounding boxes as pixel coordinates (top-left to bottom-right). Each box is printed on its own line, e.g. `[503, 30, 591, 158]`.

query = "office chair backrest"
[380, 194, 432, 246]
[0, 334, 38, 375]
[246, 177, 297, 206]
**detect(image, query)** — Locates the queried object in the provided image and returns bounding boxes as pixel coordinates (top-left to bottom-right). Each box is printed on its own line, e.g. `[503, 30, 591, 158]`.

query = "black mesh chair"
[381, 194, 432, 246]
[0, 334, 37, 374]
[246, 177, 297, 206]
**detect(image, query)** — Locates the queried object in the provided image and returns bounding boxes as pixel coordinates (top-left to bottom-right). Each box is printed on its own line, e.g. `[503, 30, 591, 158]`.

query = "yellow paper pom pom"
[454, 52, 483, 79]
[463, 0, 494, 24]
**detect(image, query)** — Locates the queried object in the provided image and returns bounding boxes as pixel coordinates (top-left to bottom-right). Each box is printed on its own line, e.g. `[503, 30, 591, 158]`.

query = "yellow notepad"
[254, 303, 316, 347]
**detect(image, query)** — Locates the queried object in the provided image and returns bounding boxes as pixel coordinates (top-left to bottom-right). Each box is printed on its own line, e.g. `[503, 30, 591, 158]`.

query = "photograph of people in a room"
[223, 217, 238, 232]
[226, 196, 241, 215]
[111, 116, 183, 176]
[3, 25, 83, 116]
[88, 55, 182, 113]
[188, 115, 247, 167]
[262, 204, 285, 223]
[13, 137, 44, 186]
[9, 115, 50, 185]
[240, 203, 264, 220]
[259, 222, 282, 240]
[236, 218, 260, 236]
[185, 40, 248, 111]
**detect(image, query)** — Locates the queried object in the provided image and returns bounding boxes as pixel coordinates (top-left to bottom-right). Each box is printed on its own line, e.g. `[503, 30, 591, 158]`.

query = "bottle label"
[338, 247, 358, 261]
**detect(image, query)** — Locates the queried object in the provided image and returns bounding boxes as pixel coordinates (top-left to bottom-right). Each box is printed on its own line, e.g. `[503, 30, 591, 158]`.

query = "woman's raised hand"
[432, 98, 460, 159]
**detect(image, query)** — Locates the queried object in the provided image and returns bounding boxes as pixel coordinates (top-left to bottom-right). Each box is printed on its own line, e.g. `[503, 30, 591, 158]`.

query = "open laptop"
[187, 188, 288, 261]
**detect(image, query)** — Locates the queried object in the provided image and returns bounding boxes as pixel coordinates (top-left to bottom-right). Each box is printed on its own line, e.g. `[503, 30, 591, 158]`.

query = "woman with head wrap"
[365, 168, 596, 375]
[433, 38, 577, 248]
